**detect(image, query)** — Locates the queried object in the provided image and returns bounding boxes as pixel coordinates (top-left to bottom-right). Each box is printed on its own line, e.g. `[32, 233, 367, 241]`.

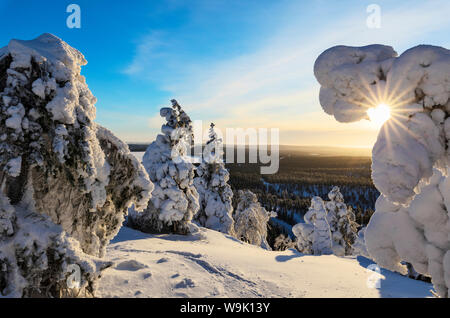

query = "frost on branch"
[233, 190, 275, 250]
[314, 44, 450, 296]
[292, 196, 333, 255]
[128, 100, 199, 235]
[325, 186, 358, 256]
[0, 34, 152, 297]
[193, 123, 234, 235]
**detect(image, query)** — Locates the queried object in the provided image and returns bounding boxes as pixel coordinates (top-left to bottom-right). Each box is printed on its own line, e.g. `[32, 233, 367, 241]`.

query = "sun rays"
[367, 103, 391, 127]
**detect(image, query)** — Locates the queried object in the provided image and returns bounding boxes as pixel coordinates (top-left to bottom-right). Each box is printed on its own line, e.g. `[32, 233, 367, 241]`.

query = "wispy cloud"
[123, 0, 450, 146]
[123, 31, 170, 76]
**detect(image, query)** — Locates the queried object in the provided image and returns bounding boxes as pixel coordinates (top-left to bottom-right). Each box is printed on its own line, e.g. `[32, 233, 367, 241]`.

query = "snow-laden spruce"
[352, 226, 371, 259]
[0, 34, 152, 297]
[292, 196, 333, 255]
[273, 234, 296, 251]
[193, 123, 234, 235]
[325, 186, 358, 256]
[314, 44, 450, 297]
[128, 100, 199, 235]
[233, 190, 275, 250]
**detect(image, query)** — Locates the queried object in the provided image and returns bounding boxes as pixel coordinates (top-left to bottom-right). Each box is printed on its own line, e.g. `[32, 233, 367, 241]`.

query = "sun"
[367, 103, 391, 126]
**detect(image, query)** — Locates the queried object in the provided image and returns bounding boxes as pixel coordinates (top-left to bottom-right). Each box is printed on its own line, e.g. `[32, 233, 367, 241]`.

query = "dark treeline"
[226, 150, 378, 241]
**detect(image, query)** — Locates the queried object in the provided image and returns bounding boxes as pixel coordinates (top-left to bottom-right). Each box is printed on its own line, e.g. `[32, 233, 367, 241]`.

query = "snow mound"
[97, 226, 433, 298]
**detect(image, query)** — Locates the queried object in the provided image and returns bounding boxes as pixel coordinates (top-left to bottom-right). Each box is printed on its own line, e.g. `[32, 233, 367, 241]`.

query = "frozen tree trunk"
[128, 100, 199, 235]
[193, 123, 234, 235]
[314, 44, 450, 297]
[233, 190, 275, 250]
[0, 34, 152, 297]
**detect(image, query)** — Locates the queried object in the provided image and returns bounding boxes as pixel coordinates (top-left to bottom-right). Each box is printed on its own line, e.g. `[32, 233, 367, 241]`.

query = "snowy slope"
[97, 226, 432, 298]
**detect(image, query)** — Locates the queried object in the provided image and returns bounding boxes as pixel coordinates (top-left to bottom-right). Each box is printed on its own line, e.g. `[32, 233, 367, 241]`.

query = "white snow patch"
[97, 226, 433, 298]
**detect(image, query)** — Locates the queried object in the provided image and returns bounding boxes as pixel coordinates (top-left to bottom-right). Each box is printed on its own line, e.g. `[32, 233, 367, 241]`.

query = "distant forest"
[129, 144, 378, 245]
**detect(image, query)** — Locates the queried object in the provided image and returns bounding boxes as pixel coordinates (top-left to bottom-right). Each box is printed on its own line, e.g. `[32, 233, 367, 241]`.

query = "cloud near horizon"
[122, 0, 450, 147]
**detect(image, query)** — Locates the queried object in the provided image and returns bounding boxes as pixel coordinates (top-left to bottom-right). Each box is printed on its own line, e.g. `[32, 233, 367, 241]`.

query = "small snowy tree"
[233, 190, 275, 250]
[292, 197, 333, 255]
[325, 186, 358, 256]
[292, 222, 314, 254]
[273, 234, 295, 251]
[193, 123, 234, 235]
[314, 44, 450, 297]
[0, 34, 153, 297]
[128, 100, 199, 235]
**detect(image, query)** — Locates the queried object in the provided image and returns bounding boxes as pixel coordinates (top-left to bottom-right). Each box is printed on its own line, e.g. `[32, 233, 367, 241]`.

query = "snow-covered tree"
[193, 123, 234, 235]
[314, 44, 450, 297]
[352, 226, 371, 259]
[273, 234, 296, 251]
[233, 190, 275, 250]
[128, 100, 199, 235]
[292, 223, 314, 254]
[0, 34, 153, 297]
[325, 186, 358, 256]
[292, 197, 333, 255]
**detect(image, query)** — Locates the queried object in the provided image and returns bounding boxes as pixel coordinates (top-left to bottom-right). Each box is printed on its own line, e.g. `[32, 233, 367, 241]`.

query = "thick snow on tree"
[233, 190, 275, 250]
[0, 34, 152, 297]
[273, 234, 296, 251]
[352, 226, 371, 259]
[292, 223, 314, 254]
[128, 100, 199, 235]
[193, 123, 234, 235]
[314, 44, 450, 296]
[292, 196, 333, 255]
[325, 186, 358, 256]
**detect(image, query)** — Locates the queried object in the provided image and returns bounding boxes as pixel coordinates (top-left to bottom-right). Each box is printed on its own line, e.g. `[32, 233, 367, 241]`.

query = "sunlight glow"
[367, 103, 391, 127]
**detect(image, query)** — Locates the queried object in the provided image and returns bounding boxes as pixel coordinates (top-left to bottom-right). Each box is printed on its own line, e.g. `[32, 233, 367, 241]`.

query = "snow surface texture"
[97, 226, 432, 298]
[293, 196, 333, 255]
[193, 123, 234, 235]
[233, 190, 275, 250]
[314, 44, 450, 297]
[128, 100, 199, 235]
[273, 234, 296, 251]
[0, 34, 153, 297]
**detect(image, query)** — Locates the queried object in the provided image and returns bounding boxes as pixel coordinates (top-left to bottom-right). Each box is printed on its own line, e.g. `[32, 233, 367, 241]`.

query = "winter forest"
[1, 1, 450, 301]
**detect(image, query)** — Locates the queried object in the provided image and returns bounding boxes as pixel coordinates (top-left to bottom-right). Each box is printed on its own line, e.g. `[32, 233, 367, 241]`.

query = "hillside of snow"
[97, 226, 433, 298]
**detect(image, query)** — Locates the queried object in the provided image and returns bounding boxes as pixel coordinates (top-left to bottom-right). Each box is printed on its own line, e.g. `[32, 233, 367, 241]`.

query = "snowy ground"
[97, 226, 433, 298]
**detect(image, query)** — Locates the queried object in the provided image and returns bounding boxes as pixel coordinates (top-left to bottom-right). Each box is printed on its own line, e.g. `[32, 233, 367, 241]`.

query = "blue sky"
[1, 0, 450, 147]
